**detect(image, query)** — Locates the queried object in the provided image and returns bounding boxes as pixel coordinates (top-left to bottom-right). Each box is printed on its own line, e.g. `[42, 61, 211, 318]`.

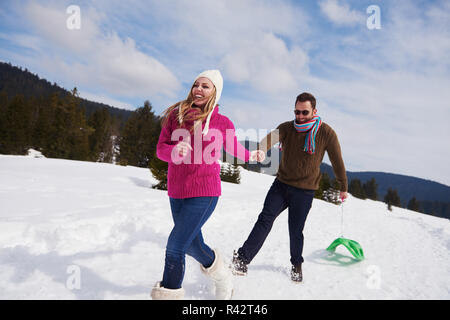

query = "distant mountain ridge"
[0, 61, 133, 122]
[319, 163, 450, 203]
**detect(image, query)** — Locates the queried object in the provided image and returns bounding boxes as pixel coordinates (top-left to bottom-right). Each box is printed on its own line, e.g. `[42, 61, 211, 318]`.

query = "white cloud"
[78, 91, 134, 110]
[18, 1, 181, 99]
[113, 0, 311, 94]
[220, 33, 309, 94]
[385, 1, 450, 73]
[319, 0, 365, 26]
[162, 0, 309, 52]
[222, 96, 291, 132]
[0, 33, 43, 53]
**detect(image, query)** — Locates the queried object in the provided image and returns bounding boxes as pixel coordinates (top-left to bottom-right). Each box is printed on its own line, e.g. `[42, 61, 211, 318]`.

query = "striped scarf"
[293, 115, 322, 154]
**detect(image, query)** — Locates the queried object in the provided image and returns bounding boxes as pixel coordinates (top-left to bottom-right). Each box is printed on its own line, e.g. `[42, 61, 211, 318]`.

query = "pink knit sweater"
[156, 105, 250, 198]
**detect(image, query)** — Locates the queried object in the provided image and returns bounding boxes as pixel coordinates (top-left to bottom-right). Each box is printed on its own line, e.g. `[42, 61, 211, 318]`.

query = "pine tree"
[65, 88, 93, 160]
[119, 100, 158, 167]
[0, 90, 9, 153]
[315, 172, 331, 200]
[384, 187, 401, 211]
[231, 164, 241, 184]
[88, 108, 113, 162]
[348, 178, 366, 199]
[363, 178, 378, 200]
[149, 154, 168, 190]
[407, 197, 421, 212]
[43, 89, 93, 160]
[0, 94, 32, 154]
[31, 96, 52, 151]
[324, 178, 341, 204]
[43, 93, 66, 158]
[220, 162, 241, 184]
[316, 174, 340, 204]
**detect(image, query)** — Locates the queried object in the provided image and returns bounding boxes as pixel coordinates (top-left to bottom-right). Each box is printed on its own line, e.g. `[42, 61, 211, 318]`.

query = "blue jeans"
[161, 196, 218, 289]
[238, 178, 314, 266]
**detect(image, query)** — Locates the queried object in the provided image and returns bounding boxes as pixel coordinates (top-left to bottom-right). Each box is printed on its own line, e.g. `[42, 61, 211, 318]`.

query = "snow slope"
[0, 153, 449, 299]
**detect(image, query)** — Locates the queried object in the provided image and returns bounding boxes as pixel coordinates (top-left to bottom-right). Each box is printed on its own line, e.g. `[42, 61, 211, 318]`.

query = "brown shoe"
[231, 250, 248, 276]
[291, 264, 303, 283]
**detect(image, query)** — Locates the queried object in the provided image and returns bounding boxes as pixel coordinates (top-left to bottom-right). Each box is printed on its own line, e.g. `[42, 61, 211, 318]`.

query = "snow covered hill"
[0, 154, 449, 299]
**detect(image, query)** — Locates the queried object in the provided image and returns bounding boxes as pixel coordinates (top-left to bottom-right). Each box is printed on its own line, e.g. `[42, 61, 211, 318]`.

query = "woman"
[151, 70, 264, 300]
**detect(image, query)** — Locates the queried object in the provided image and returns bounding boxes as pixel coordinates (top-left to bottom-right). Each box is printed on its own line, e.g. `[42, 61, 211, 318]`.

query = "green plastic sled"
[326, 237, 365, 261]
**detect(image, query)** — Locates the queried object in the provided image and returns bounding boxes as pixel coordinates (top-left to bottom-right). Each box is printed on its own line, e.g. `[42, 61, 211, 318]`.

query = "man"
[232, 92, 348, 282]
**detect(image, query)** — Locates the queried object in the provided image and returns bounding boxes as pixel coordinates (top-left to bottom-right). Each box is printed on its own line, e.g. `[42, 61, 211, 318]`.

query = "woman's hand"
[175, 140, 192, 157]
[250, 150, 265, 162]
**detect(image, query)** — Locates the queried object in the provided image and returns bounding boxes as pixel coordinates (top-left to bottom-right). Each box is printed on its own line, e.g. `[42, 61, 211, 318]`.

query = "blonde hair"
[161, 83, 217, 133]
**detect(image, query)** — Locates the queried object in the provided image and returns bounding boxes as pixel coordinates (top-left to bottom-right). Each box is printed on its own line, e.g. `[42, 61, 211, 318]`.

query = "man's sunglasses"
[294, 110, 310, 116]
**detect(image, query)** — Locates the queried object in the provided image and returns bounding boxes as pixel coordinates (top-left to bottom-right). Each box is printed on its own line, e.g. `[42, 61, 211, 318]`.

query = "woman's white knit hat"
[194, 69, 223, 135]
[194, 69, 223, 106]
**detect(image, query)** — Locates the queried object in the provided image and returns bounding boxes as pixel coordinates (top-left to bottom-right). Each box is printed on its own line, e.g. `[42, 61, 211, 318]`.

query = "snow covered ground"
[0, 152, 449, 299]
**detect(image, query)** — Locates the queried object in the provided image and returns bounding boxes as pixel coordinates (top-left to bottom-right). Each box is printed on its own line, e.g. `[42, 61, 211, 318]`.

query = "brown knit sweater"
[259, 121, 348, 192]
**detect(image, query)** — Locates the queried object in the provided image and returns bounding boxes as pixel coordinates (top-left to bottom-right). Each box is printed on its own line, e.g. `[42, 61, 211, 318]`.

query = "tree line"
[313, 173, 425, 213]
[0, 87, 241, 188]
[0, 88, 121, 162]
[347, 177, 422, 213]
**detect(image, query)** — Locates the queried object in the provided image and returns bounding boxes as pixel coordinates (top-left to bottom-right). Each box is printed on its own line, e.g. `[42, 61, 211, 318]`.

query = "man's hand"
[340, 191, 348, 202]
[250, 150, 265, 162]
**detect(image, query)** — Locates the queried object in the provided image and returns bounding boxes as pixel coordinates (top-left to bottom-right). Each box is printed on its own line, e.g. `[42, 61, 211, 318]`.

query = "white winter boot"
[200, 249, 234, 300]
[150, 281, 185, 300]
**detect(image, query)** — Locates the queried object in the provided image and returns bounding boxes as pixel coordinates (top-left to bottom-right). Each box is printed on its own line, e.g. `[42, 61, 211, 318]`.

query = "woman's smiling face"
[192, 77, 215, 107]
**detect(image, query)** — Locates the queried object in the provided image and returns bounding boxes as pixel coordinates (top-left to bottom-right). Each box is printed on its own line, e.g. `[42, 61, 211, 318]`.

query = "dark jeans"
[161, 196, 218, 289]
[238, 178, 314, 266]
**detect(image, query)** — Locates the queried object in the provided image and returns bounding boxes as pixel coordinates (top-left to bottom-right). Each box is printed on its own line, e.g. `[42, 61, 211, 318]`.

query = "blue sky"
[1, 0, 449, 185]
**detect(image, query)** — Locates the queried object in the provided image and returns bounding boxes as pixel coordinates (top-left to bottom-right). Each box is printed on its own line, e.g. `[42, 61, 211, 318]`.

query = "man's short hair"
[295, 92, 316, 109]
